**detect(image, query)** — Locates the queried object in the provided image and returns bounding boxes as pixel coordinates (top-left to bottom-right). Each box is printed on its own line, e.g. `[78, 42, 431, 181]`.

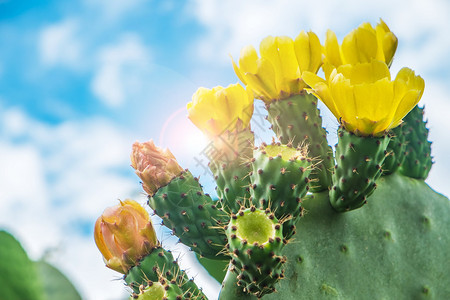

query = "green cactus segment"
[399, 105, 433, 179]
[250, 144, 312, 239]
[206, 127, 254, 214]
[210, 159, 252, 214]
[149, 171, 228, 260]
[125, 246, 206, 299]
[382, 124, 406, 175]
[265, 93, 333, 192]
[226, 207, 286, 298]
[134, 282, 166, 300]
[0, 230, 45, 300]
[255, 173, 450, 299]
[132, 281, 184, 300]
[219, 265, 258, 300]
[330, 128, 390, 212]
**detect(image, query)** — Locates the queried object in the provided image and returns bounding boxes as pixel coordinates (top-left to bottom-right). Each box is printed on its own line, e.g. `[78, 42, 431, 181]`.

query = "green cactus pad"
[257, 173, 449, 299]
[133, 281, 185, 300]
[265, 93, 334, 192]
[250, 143, 313, 239]
[210, 160, 252, 214]
[382, 124, 406, 175]
[149, 171, 228, 260]
[330, 128, 390, 212]
[206, 127, 254, 213]
[125, 246, 205, 299]
[0, 230, 45, 300]
[399, 106, 433, 179]
[226, 207, 285, 298]
[134, 281, 166, 300]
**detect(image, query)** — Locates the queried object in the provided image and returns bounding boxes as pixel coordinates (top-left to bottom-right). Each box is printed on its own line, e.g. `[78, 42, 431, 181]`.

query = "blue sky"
[1, 0, 450, 299]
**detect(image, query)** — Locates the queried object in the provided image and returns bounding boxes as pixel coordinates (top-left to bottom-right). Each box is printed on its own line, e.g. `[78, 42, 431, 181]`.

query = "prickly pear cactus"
[95, 19, 450, 300]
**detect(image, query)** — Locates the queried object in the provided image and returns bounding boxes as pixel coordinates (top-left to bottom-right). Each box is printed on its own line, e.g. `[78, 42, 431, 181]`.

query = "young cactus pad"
[250, 143, 312, 239]
[148, 171, 228, 260]
[125, 246, 206, 299]
[226, 207, 286, 298]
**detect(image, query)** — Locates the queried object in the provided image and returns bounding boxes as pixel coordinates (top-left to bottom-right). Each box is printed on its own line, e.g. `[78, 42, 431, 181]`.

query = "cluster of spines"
[398, 105, 433, 179]
[148, 171, 228, 260]
[330, 128, 390, 212]
[225, 206, 286, 298]
[265, 92, 333, 192]
[249, 142, 313, 239]
[125, 246, 206, 299]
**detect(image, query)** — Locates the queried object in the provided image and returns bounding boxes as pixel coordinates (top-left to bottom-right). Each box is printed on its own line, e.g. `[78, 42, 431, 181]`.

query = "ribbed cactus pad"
[211, 159, 252, 214]
[125, 246, 206, 299]
[265, 93, 333, 192]
[0, 230, 45, 300]
[226, 207, 286, 297]
[250, 144, 312, 239]
[148, 171, 228, 259]
[236, 173, 449, 299]
[330, 128, 390, 212]
[399, 106, 433, 179]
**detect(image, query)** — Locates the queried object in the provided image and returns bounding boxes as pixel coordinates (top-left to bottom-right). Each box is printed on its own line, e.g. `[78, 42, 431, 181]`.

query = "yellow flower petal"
[303, 71, 340, 120]
[231, 56, 247, 85]
[305, 60, 424, 136]
[376, 19, 398, 67]
[324, 20, 398, 71]
[338, 60, 390, 85]
[324, 30, 343, 67]
[294, 31, 323, 75]
[341, 25, 377, 65]
[187, 84, 254, 136]
[238, 45, 259, 74]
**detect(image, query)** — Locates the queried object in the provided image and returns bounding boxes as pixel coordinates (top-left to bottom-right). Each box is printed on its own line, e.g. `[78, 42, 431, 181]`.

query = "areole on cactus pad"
[94, 19, 449, 300]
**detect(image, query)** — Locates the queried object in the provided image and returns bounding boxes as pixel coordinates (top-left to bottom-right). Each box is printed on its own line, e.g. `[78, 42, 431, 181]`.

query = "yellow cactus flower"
[94, 199, 157, 274]
[232, 31, 322, 103]
[131, 140, 184, 196]
[302, 60, 424, 136]
[187, 83, 254, 137]
[324, 19, 398, 78]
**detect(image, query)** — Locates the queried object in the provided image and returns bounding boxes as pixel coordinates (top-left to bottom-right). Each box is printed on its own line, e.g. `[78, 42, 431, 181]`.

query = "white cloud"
[39, 19, 84, 69]
[91, 34, 152, 108]
[0, 104, 222, 299]
[188, 0, 450, 70]
[0, 106, 138, 300]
